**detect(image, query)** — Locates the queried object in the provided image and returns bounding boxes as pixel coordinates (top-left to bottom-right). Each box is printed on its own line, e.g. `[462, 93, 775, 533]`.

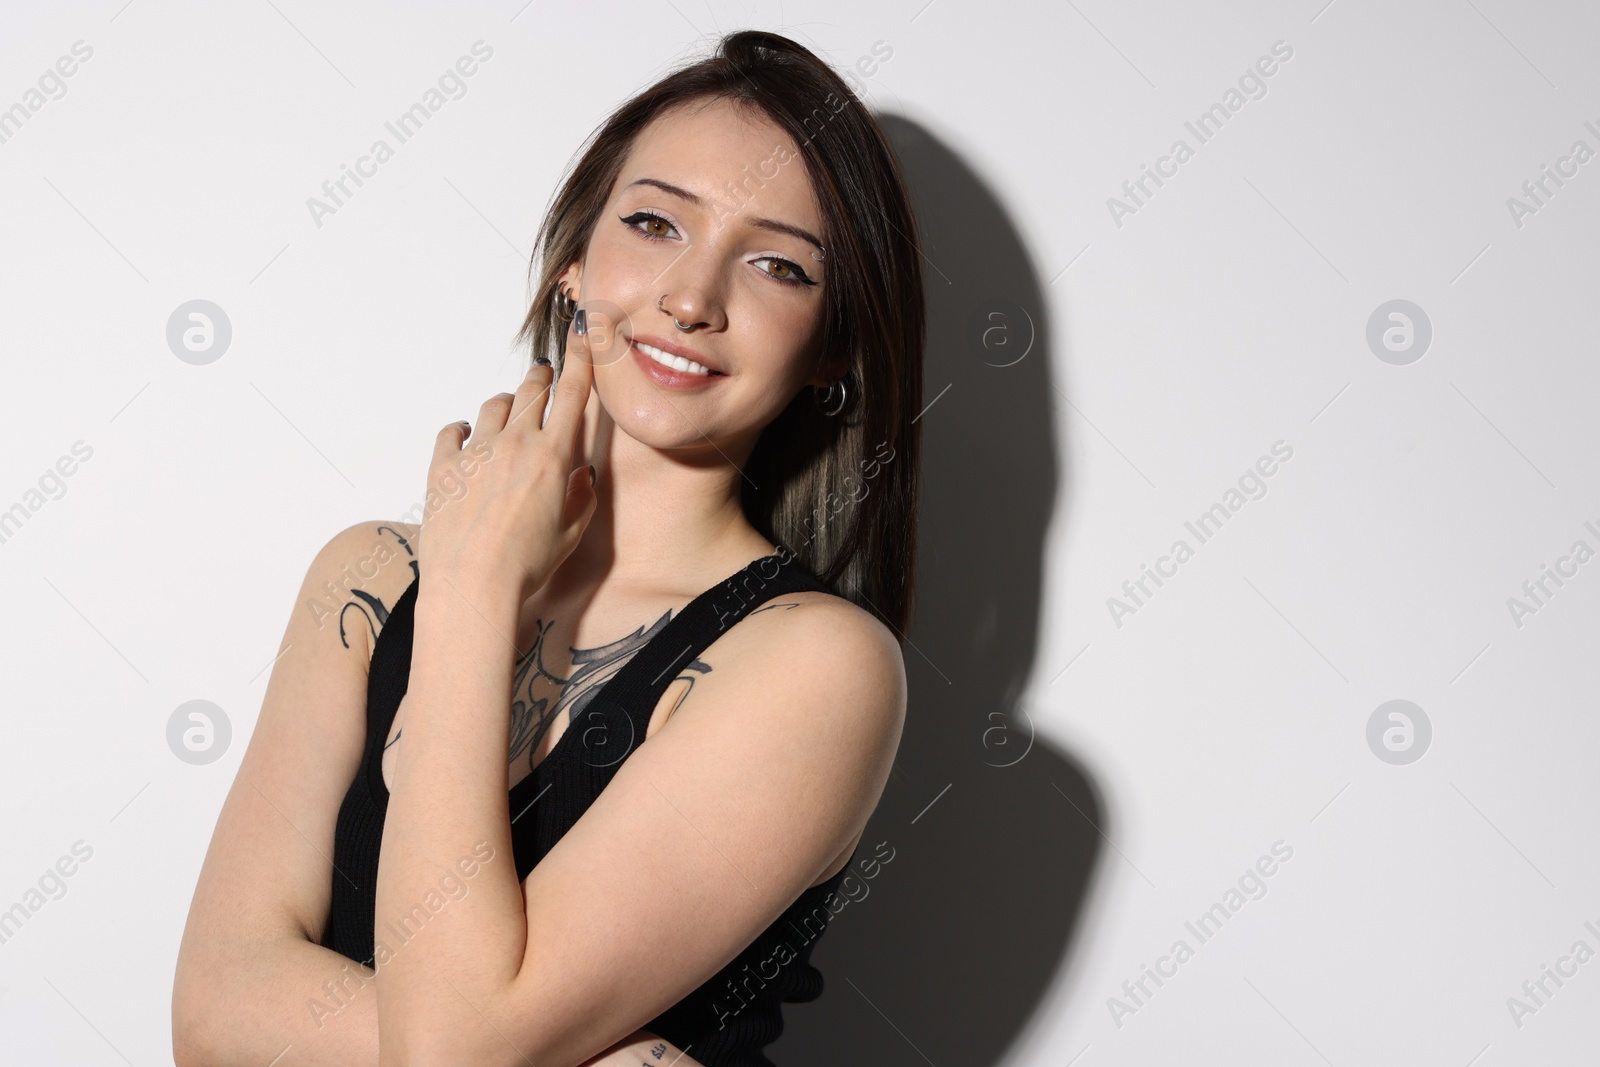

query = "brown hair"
[514, 30, 924, 637]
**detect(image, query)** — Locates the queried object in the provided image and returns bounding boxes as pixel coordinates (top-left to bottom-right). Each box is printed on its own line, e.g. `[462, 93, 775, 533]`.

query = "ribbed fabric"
[320, 545, 856, 1065]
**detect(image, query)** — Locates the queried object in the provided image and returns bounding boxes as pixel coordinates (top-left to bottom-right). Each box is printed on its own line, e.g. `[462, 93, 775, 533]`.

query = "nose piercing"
[658, 293, 694, 332]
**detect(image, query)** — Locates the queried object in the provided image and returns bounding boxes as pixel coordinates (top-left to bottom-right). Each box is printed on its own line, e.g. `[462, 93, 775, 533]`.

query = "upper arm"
[486, 594, 906, 1066]
[172, 521, 420, 1010]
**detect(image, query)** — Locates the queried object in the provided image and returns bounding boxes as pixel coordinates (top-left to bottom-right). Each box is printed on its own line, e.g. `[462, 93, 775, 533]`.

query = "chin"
[593, 379, 730, 453]
[600, 378, 792, 462]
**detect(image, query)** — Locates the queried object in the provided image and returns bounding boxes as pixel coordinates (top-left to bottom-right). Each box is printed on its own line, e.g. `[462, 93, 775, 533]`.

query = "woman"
[173, 29, 923, 1067]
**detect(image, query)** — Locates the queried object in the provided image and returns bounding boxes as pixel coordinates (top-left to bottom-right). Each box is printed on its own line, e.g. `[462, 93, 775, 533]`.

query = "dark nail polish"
[575, 309, 587, 336]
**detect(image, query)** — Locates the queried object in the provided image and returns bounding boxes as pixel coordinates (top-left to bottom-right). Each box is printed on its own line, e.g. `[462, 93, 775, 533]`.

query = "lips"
[628, 337, 727, 391]
[628, 333, 726, 376]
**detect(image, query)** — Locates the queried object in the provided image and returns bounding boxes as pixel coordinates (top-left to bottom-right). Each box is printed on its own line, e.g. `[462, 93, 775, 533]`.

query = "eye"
[752, 255, 818, 288]
[619, 210, 680, 241]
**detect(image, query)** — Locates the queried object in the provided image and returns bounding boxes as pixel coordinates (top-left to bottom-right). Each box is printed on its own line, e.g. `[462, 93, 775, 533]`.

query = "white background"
[1, 0, 1597, 1063]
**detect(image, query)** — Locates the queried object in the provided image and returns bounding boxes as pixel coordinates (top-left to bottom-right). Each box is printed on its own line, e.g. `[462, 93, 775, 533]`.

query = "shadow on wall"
[769, 115, 1106, 1064]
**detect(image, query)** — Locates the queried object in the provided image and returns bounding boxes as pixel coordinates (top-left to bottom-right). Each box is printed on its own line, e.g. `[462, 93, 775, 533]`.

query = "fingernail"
[534, 355, 551, 367]
[574, 309, 587, 336]
[587, 464, 597, 487]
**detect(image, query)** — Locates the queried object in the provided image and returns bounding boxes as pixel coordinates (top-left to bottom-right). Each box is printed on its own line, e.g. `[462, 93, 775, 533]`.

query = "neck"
[544, 395, 775, 601]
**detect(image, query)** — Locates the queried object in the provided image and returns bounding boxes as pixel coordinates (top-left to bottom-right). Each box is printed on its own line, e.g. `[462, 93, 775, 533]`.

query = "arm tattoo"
[336, 524, 418, 650]
[747, 599, 803, 617]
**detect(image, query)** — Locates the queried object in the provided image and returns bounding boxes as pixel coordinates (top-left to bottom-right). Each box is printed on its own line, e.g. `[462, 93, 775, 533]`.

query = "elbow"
[171, 982, 218, 1067]
[172, 940, 236, 1067]
[389, 1039, 507, 1067]
[390, 1011, 562, 1067]
[172, 1034, 210, 1067]
[386, 973, 600, 1067]
[395, 1034, 539, 1067]
[383, 1012, 504, 1067]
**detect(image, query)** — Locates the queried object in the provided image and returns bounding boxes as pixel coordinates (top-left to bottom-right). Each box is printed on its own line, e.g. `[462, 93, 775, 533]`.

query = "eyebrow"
[625, 177, 825, 253]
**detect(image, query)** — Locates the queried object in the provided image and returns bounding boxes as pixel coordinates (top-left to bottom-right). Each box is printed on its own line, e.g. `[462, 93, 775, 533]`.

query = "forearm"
[589, 1030, 707, 1067]
[175, 936, 379, 1067]
[376, 577, 531, 1057]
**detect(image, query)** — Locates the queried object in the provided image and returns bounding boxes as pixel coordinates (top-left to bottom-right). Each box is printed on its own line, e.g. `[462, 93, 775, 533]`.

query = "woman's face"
[562, 97, 837, 461]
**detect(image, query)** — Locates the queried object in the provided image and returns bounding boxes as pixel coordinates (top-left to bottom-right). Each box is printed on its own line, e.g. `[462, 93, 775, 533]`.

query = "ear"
[807, 354, 850, 390]
[557, 261, 583, 299]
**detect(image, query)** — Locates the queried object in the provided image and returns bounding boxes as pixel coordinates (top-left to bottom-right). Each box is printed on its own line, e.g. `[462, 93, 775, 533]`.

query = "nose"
[655, 261, 727, 332]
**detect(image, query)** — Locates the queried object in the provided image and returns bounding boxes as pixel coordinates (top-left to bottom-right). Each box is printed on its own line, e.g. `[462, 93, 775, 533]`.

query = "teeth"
[636, 340, 714, 376]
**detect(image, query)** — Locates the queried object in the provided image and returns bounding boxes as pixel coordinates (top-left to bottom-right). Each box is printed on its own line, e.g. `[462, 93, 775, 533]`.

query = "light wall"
[0, 1, 1594, 1063]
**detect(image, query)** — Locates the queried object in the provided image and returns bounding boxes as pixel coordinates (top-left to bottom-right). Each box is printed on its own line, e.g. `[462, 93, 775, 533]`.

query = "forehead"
[617, 98, 821, 227]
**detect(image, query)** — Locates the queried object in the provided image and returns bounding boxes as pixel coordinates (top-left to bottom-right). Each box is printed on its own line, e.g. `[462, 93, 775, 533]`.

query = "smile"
[634, 339, 718, 376]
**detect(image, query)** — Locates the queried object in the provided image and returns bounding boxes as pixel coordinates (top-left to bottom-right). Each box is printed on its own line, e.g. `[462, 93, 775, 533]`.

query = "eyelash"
[618, 210, 818, 288]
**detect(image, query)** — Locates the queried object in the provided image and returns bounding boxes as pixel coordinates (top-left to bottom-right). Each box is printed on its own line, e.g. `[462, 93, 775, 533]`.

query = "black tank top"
[320, 545, 858, 1066]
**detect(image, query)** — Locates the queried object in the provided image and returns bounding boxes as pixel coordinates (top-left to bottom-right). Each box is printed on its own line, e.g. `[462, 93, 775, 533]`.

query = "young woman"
[173, 29, 923, 1067]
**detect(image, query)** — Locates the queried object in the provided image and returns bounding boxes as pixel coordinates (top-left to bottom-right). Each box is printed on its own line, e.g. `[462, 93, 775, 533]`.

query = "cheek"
[764, 308, 827, 386]
[584, 234, 655, 303]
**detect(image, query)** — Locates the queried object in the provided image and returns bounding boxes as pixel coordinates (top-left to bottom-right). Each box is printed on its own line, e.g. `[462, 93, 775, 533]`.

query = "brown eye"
[618, 211, 680, 241]
[751, 255, 818, 288]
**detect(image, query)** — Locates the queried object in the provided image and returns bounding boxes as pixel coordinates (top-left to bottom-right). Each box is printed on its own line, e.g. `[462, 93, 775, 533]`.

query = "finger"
[431, 419, 471, 465]
[543, 310, 596, 445]
[475, 390, 516, 437]
[507, 360, 555, 429]
[562, 462, 599, 533]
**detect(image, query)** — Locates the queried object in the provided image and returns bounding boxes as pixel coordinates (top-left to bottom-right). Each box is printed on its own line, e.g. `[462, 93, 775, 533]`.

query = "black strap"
[373, 546, 834, 782]
[594, 547, 832, 743]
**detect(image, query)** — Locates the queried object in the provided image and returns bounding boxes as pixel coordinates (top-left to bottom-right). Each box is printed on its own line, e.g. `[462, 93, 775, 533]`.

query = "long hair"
[513, 30, 924, 638]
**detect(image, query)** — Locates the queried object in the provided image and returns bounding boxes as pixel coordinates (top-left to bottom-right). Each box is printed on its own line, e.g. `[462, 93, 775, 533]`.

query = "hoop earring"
[554, 285, 577, 322]
[815, 376, 848, 417]
[658, 293, 694, 332]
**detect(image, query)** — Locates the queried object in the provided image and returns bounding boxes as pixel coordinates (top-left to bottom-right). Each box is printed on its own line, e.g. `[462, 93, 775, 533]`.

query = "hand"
[418, 313, 597, 607]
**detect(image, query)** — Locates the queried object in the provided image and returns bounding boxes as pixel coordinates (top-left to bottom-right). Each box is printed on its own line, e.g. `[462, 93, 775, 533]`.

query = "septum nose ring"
[658, 294, 694, 332]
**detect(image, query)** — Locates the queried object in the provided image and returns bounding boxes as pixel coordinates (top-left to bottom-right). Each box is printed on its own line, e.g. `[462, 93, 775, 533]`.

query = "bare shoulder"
[694, 587, 906, 750]
[744, 588, 903, 673]
[302, 519, 422, 661]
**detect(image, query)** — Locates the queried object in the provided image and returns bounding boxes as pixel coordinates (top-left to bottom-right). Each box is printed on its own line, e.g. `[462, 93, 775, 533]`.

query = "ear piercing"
[815, 376, 848, 417]
[554, 284, 577, 321]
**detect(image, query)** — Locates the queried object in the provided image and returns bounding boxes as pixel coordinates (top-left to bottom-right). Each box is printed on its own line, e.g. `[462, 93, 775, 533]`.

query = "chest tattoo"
[508, 609, 695, 775]
[385, 594, 751, 774]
